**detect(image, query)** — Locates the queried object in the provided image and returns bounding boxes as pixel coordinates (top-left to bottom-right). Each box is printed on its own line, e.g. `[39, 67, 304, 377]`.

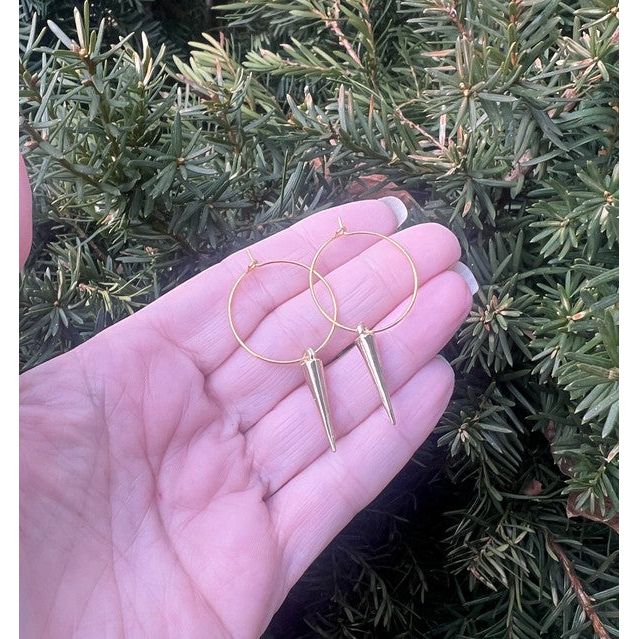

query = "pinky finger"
[269, 355, 455, 591]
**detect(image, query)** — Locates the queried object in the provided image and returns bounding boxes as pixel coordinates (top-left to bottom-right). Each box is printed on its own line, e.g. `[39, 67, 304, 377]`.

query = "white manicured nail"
[379, 196, 408, 227]
[449, 261, 479, 295]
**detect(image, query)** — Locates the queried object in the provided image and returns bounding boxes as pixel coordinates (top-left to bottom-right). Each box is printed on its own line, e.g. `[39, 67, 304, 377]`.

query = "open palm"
[20, 200, 472, 638]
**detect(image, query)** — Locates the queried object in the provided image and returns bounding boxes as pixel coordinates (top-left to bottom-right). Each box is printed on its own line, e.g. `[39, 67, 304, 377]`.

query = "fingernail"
[449, 261, 479, 295]
[379, 196, 408, 228]
[434, 354, 455, 375]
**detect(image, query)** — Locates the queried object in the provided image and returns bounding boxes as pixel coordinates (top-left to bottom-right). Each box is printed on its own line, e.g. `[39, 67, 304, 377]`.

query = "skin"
[19, 153, 33, 270]
[20, 197, 472, 638]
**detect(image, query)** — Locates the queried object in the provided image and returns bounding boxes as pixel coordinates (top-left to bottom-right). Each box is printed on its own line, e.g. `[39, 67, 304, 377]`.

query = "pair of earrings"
[227, 218, 418, 452]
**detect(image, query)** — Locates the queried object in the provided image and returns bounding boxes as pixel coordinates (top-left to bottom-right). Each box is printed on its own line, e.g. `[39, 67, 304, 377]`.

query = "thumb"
[19, 153, 33, 270]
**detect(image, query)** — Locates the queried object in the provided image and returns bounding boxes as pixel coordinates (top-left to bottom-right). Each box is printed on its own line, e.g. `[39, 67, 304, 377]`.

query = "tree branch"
[320, 1, 363, 68]
[548, 537, 611, 639]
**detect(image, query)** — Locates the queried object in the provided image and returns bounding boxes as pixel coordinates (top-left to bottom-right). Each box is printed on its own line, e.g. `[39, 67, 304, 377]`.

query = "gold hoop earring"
[228, 250, 339, 452]
[308, 219, 419, 424]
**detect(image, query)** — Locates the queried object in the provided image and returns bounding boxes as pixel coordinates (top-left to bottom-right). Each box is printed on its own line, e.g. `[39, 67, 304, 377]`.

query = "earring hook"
[246, 249, 258, 271]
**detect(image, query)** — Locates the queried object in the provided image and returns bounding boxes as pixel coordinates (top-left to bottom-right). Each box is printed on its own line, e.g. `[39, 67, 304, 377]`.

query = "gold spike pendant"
[301, 348, 337, 452]
[355, 324, 396, 424]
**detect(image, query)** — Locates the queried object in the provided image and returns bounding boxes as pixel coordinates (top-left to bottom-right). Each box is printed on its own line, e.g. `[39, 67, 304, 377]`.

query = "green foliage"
[21, 0, 213, 59]
[20, 0, 618, 636]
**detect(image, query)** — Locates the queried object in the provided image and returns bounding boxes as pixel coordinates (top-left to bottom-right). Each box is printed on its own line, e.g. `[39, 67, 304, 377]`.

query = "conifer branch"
[321, 1, 362, 68]
[548, 537, 612, 639]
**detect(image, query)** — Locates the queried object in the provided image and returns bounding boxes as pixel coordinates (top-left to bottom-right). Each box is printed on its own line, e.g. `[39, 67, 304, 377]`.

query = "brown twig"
[548, 537, 611, 639]
[438, 1, 470, 39]
[320, 1, 363, 68]
[395, 104, 445, 151]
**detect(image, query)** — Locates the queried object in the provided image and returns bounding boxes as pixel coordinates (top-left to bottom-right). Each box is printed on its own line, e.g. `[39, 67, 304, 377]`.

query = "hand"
[20, 199, 472, 638]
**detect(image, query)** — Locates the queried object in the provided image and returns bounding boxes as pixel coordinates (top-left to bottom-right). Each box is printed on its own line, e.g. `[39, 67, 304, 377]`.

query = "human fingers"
[138, 199, 401, 372]
[247, 270, 471, 495]
[269, 355, 456, 591]
[208, 222, 460, 428]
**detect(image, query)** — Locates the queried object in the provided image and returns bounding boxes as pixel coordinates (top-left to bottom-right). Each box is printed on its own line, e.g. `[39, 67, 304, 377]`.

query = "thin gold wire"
[227, 251, 338, 365]
[308, 218, 419, 334]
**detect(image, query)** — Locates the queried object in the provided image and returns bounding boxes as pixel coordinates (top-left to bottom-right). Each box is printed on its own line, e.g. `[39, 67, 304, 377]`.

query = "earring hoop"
[307, 218, 419, 425]
[228, 251, 338, 364]
[227, 249, 339, 451]
[308, 218, 418, 334]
